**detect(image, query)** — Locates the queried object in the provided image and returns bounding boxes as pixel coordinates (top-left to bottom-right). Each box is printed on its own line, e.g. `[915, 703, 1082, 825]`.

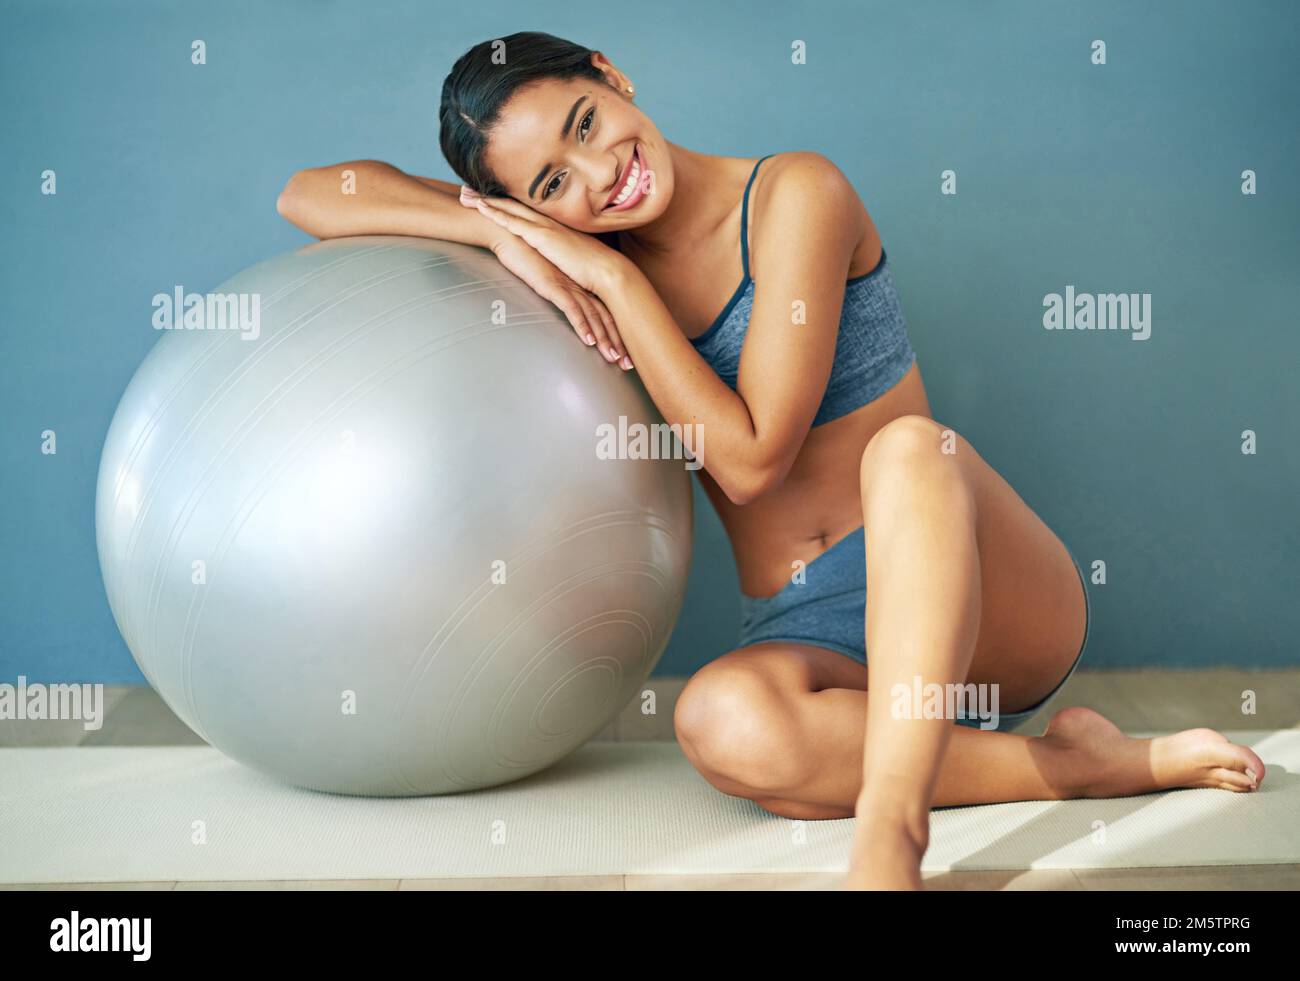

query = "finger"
[548, 292, 596, 346]
[591, 299, 633, 370]
[575, 293, 615, 359]
[590, 296, 617, 346]
[601, 318, 630, 368]
[475, 199, 521, 235]
[459, 185, 482, 208]
[588, 298, 623, 359]
[574, 292, 618, 361]
[479, 195, 552, 226]
[478, 201, 552, 253]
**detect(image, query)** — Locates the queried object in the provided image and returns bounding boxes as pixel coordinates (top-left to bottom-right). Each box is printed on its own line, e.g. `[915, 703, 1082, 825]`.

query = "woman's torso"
[619, 154, 932, 600]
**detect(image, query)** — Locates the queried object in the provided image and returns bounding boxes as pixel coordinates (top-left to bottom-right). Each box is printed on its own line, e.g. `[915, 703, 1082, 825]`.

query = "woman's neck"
[621, 143, 744, 259]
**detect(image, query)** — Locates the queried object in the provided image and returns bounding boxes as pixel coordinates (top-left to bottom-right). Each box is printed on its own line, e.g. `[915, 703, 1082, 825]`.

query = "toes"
[1245, 751, 1266, 783]
[1224, 745, 1266, 785]
[1208, 766, 1256, 792]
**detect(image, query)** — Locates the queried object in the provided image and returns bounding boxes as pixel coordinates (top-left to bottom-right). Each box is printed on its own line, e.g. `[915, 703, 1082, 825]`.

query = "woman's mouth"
[604, 145, 649, 212]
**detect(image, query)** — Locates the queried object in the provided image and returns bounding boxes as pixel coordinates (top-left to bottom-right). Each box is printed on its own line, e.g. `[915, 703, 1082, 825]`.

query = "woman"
[277, 31, 1265, 890]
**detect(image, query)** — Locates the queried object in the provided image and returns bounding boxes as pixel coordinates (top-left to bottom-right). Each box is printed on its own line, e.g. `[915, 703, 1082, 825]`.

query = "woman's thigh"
[702, 641, 869, 693]
[686, 422, 1087, 719]
[672, 641, 867, 796]
[673, 642, 866, 747]
[929, 426, 1088, 712]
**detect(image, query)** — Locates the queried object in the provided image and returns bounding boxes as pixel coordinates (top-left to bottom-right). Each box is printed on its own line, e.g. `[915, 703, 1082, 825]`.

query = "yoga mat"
[1, 733, 1295, 883]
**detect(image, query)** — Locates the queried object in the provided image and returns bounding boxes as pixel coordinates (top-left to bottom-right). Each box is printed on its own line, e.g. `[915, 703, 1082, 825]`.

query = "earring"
[626, 85, 635, 95]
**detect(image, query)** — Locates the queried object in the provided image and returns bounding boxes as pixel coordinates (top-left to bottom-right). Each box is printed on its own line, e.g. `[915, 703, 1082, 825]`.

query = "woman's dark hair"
[440, 32, 607, 196]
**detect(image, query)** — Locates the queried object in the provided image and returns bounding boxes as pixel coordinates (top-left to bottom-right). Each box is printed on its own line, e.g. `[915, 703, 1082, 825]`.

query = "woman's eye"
[542, 109, 595, 200]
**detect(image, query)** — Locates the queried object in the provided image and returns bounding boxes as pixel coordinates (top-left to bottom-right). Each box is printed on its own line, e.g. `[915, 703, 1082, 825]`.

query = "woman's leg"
[849, 414, 992, 887]
[674, 643, 1096, 818]
[847, 414, 1261, 888]
[674, 413, 1266, 887]
[674, 641, 1264, 818]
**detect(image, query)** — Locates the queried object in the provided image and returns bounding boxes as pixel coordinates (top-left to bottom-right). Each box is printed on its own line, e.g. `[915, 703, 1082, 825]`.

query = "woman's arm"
[279, 161, 630, 364]
[594, 153, 864, 504]
[276, 160, 506, 248]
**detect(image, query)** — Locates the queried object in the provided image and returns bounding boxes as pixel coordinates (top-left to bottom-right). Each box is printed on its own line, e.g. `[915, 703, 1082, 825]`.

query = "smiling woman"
[438, 34, 611, 201]
[440, 35, 675, 234]
[274, 30, 1266, 891]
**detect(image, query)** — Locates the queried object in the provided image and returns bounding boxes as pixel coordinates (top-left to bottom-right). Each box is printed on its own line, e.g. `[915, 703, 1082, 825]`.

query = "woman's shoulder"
[755, 151, 857, 196]
[751, 152, 864, 225]
[749, 152, 868, 274]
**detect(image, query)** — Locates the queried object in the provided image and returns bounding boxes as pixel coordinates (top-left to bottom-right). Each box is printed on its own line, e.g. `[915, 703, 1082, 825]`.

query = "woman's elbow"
[720, 462, 782, 507]
[276, 171, 305, 221]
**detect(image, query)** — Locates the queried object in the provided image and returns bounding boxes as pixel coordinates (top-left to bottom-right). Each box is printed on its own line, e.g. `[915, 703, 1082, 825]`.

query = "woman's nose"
[575, 151, 621, 205]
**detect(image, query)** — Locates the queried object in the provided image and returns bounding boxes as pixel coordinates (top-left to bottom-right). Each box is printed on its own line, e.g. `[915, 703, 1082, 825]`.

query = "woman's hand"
[488, 235, 631, 369]
[461, 187, 634, 368]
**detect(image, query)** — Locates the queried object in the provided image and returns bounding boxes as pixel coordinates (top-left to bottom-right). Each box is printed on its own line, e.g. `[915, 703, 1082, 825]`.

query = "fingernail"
[583, 334, 596, 345]
[621, 356, 633, 369]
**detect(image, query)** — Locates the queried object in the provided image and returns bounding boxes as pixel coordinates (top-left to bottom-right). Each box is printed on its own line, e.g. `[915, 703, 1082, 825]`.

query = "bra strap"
[739, 154, 774, 280]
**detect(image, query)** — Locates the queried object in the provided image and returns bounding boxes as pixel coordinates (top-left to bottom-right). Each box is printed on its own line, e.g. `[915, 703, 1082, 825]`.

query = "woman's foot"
[1041, 706, 1266, 797]
[842, 708, 1263, 889]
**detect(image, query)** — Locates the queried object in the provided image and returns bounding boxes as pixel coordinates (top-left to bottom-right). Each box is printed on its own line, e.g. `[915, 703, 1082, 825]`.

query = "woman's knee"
[859, 414, 951, 477]
[673, 662, 809, 793]
[859, 414, 973, 503]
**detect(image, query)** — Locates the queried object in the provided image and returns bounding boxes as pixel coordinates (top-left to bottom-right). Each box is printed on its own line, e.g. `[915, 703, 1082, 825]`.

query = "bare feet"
[1040, 706, 1266, 797]
[842, 708, 1264, 889]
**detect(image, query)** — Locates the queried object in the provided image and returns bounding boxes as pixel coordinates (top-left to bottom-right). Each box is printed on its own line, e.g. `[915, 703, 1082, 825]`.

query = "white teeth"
[609, 153, 641, 208]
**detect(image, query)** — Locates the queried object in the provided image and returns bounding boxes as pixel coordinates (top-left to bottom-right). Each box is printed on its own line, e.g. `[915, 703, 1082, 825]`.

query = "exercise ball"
[95, 235, 692, 796]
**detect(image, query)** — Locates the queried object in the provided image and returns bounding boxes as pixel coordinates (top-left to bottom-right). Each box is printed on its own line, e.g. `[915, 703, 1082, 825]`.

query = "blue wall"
[2, 0, 1296, 683]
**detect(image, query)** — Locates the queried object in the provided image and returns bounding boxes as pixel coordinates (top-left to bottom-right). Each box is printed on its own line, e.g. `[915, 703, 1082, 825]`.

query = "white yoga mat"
[1, 733, 1295, 883]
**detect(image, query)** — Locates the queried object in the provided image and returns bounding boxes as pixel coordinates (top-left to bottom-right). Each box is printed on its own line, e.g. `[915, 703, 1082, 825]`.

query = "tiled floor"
[3, 668, 1298, 890]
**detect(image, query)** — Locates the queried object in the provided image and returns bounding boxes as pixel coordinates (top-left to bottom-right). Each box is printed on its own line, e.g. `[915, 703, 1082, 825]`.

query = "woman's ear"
[589, 51, 633, 96]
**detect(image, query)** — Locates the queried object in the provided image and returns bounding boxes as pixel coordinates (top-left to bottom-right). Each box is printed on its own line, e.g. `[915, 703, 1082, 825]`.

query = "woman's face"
[481, 68, 674, 234]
